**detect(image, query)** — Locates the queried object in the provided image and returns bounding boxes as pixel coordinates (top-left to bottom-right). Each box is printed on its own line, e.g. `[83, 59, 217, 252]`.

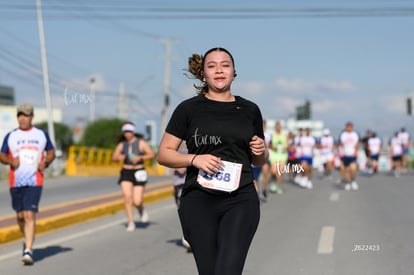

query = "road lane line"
[0, 204, 175, 262]
[317, 226, 335, 254]
[329, 192, 339, 202]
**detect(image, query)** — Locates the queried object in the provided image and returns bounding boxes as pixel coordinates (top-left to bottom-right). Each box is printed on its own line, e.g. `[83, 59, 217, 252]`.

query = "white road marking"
[317, 226, 335, 254]
[0, 204, 175, 262]
[329, 192, 339, 202]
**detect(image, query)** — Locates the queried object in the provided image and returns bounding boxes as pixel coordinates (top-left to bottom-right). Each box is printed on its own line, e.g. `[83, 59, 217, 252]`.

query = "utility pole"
[160, 38, 174, 133]
[119, 81, 128, 120]
[89, 77, 96, 122]
[36, 0, 56, 147]
[406, 91, 414, 116]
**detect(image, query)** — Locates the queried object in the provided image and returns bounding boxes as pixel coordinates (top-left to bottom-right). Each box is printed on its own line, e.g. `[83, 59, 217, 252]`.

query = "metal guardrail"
[65, 145, 165, 176]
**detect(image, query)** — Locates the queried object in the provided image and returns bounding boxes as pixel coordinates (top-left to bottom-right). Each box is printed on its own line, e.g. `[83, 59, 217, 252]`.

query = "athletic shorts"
[252, 166, 262, 181]
[269, 151, 288, 164]
[174, 184, 185, 208]
[118, 168, 147, 186]
[287, 158, 300, 166]
[300, 156, 313, 166]
[370, 154, 379, 161]
[10, 186, 43, 213]
[341, 156, 357, 167]
[392, 155, 402, 162]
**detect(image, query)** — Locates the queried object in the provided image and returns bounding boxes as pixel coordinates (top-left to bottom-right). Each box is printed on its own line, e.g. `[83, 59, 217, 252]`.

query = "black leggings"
[178, 183, 260, 275]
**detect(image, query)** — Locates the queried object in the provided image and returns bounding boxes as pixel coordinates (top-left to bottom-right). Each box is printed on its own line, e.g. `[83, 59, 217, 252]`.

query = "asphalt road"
[0, 170, 413, 275]
[0, 175, 171, 217]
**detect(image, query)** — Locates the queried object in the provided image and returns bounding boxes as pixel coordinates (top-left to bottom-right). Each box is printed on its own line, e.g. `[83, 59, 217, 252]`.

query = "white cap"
[323, 129, 330, 135]
[122, 123, 136, 133]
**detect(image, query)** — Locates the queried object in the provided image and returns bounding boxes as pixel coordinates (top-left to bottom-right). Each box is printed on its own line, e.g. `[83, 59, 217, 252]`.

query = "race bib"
[134, 170, 148, 182]
[343, 145, 355, 156]
[19, 149, 38, 165]
[197, 161, 242, 193]
[302, 147, 312, 156]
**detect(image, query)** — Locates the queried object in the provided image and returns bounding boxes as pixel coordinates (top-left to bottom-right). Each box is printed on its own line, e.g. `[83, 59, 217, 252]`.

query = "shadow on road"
[33, 245, 73, 262]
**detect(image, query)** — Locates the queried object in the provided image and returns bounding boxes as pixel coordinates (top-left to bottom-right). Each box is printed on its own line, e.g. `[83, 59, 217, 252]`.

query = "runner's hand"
[250, 135, 266, 156]
[192, 154, 223, 175]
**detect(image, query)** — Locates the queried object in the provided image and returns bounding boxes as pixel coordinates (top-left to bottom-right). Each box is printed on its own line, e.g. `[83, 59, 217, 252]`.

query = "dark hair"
[202, 47, 235, 70]
[185, 47, 236, 95]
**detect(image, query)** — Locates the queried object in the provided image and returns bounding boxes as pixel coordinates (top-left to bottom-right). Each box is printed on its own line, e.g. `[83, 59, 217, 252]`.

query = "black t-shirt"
[166, 94, 264, 193]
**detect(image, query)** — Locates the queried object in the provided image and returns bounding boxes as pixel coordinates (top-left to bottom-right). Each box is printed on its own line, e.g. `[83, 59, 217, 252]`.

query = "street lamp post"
[89, 77, 96, 122]
[36, 0, 56, 147]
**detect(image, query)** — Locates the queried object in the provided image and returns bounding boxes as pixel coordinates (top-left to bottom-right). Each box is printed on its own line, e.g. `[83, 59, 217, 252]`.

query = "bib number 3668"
[197, 161, 242, 192]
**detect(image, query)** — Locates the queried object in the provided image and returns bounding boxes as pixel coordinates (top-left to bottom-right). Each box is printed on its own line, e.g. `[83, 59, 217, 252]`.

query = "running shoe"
[275, 186, 284, 194]
[269, 182, 277, 193]
[258, 193, 267, 203]
[344, 183, 351, 191]
[140, 210, 149, 223]
[299, 177, 309, 188]
[394, 170, 400, 178]
[351, 181, 359, 191]
[182, 237, 192, 252]
[126, 222, 136, 232]
[22, 250, 34, 265]
[294, 175, 302, 185]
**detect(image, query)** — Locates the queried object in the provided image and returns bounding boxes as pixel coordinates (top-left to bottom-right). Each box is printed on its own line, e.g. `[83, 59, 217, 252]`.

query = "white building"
[265, 118, 325, 137]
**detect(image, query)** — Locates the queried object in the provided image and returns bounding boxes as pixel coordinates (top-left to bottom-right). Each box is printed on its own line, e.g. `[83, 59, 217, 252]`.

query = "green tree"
[80, 118, 126, 149]
[35, 121, 74, 153]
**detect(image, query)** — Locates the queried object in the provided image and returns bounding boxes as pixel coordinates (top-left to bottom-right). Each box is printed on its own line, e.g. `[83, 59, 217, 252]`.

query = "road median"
[0, 182, 173, 245]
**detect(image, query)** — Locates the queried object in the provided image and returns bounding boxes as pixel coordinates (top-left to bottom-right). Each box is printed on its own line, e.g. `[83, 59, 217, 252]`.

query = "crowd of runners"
[254, 120, 412, 201]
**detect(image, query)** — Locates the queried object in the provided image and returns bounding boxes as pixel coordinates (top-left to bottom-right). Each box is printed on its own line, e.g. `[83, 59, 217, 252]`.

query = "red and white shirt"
[339, 131, 359, 157]
[389, 136, 403, 157]
[1, 126, 54, 188]
[368, 137, 381, 156]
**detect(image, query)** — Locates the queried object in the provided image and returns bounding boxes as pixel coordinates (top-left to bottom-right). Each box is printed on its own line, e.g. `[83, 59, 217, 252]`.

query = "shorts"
[174, 184, 185, 207]
[10, 186, 43, 213]
[403, 148, 409, 155]
[370, 154, 379, 161]
[118, 168, 147, 186]
[300, 156, 313, 166]
[392, 155, 402, 162]
[269, 151, 288, 164]
[252, 166, 262, 181]
[287, 158, 300, 166]
[341, 156, 357, 167]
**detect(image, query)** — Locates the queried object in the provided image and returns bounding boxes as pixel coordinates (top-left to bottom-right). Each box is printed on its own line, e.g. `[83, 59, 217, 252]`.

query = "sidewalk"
[0, 180, 173, 245]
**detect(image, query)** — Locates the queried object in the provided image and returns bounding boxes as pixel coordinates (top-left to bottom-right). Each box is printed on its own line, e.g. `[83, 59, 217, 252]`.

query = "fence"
[65, 145, 165, 176]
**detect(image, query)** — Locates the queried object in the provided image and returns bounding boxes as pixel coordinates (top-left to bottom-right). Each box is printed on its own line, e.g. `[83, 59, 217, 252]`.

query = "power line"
[1, 4, 414, 20]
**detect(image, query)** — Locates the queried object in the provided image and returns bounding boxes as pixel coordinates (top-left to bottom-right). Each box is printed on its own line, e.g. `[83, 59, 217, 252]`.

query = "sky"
[0, 0, 413, 142]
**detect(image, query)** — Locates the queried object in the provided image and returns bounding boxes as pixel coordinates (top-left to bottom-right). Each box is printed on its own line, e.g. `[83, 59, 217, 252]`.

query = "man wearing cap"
[0, 103, 56, 265]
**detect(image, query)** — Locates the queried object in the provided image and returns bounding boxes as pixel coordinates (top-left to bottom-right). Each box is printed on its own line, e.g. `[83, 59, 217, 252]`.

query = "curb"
[0, 186, 173, 245]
